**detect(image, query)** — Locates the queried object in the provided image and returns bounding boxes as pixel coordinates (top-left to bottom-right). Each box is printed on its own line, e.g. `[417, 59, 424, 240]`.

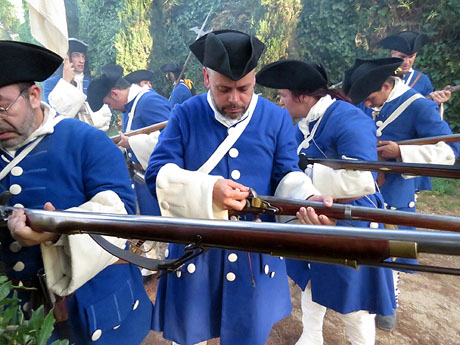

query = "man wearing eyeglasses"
[0, 41, 153, 344]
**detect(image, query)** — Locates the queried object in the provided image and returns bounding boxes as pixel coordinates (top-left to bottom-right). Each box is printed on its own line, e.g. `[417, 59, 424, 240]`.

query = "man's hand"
[429, 86, 451, 105]
[213, 179, 250, 211]
[117, 131, 130, 149]
[8, 202, 60, 246]
[62, 56, 76, 83]
[296, 195, 336, 225]
[377, 140, 401, 159]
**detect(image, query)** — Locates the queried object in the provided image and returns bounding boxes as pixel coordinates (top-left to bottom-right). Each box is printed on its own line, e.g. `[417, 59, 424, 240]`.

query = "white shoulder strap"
[126, 89, 149, 132]
[0, 116, 64, 181]
[376, 93, 423, 137]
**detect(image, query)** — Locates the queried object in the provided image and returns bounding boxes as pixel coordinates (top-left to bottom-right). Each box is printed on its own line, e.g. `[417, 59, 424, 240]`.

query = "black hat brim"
[189, 30, 265, 81]
[88, 64, 124, 111]
[124, 70, 155, 84]
[0, 40, 62, 88]
[256, 59, 328, 91]
[378, 31, 427, 55]
[344, 58, 403, 105]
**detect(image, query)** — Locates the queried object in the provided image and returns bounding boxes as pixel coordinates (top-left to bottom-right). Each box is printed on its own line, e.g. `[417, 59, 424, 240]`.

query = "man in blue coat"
[161, 63, 194, 106]
[88, 64, 171, 216]
[343, 57, 459, 331]
[1, 41, 152, 344]
[145, 30, 333, 345]
[43, 38, 112, 131]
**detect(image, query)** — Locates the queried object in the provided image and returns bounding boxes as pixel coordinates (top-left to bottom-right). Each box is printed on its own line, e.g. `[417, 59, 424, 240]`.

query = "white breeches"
[295, 282, 376, 345]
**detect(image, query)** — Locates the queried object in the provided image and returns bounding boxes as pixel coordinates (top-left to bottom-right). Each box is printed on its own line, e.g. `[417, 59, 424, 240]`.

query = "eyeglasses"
[0, 89, 26, 115]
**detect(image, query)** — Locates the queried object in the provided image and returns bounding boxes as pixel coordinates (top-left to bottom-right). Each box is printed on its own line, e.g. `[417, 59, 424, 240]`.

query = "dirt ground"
[142, 253, 460, 345]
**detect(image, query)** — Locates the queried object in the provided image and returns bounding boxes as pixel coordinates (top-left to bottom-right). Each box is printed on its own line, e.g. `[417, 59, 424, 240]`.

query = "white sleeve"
[47, 79, 87, 117]
[400, 142, 456, 165]
[156, 163, 228, 220]
[41, 190, 128, 296]
[129, 131, 160, 170]
[312, 164, 376, 199]
[399, 142, 456, 180]
[274, 171, 319, 223]
[86, 104, 112, 131]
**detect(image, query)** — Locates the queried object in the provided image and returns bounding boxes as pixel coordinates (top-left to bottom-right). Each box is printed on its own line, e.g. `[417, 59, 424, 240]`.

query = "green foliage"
[0, 1, 21, 40]
[430, 178, 460, 196]
[115, 0, 154, 73]
[0, 276, 68, 345]
[78, 0, 124, 74]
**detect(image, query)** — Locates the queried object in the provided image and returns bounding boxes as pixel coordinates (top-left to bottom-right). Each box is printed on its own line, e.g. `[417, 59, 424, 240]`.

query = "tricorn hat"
[189, 29, 265, 81]
[68, 38, 88, 55]
[256, 59, 328, 91]
[342, 58, 403, 105]
[160, 63, 182, 75]
[0, 40, 62, 88]
[124, 70, 155, 84]
[87, 64, 124, 111]
[378, 31, 428, 55]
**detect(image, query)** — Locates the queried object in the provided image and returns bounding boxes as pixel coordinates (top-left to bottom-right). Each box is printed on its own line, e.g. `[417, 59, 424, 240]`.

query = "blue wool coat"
[287, 100, 395, 315]
[122, 89, 171, 215]
[43, 74, 91, 102]
[404, 69, 433, 97]
[0, 117, 152, 345]
[145, 93, 301, 345]
[169, 81, 193, 106]
[359, 88, 459, 211]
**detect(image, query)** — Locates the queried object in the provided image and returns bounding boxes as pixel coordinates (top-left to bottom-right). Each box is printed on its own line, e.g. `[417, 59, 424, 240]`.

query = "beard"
[210, 92, 248, 120]
[0, 103, 37, 149]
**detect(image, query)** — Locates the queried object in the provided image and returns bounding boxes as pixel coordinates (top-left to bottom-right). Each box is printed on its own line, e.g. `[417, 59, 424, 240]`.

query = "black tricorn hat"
[256, 59, 328, 91]
[87, 64, 124, 111]
[124, 70, 155, 84]
[160, 63, 182, 74]
[342, 58, 403, 105]
[0, 40, 62, 88]
[189, 29, 265, 81]
[68, 38, 88, 54]
[378, 31, 428, 55]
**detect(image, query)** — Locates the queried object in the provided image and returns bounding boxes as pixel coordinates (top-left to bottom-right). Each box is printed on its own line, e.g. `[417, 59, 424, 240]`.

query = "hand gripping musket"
[426, 84, 460, 101]
[299, 154, 460, 179]
[2, 206, 460, 276]
[395, 133, 460, 146]
[238, 189, 460, 232]
[109, 120, 168, 144]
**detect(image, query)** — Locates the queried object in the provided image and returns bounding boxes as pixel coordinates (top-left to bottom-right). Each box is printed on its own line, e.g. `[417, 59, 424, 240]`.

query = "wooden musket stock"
[110, 121, 168, 143]
[240, 194, 460, 232]
[426, 84, 460, 101]
[4, 207, 460, 275]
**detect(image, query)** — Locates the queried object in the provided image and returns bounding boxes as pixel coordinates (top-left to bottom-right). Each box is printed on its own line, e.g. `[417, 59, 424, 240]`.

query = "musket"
[4, 206, 460, 276]
[426, 84, 460, 101]
[299, 155, 460, 179]
[110, 121, 168, 144]
[395, 133, 460, 146]
[175, 6, 213, 84]
[238, 190, 460, 232]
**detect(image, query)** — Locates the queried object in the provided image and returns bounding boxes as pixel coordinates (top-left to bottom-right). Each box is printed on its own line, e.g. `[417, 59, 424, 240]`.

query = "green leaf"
[37, 309, 56, 345]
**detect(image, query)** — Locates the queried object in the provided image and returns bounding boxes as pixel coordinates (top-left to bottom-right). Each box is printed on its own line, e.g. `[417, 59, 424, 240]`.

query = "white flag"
[25, 0, 69, 58]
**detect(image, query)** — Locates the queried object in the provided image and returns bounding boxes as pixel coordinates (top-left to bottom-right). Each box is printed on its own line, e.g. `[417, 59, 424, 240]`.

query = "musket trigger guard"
[343, 205, 352, 220]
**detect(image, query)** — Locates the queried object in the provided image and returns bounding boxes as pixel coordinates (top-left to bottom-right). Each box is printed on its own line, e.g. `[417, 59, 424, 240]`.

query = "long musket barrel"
[240, 194, 460, 232]
[6, 207, 460, 275]
[110, 121, 168, 143]
[16, 208, 460, 258]
[395, 133, 460, 146]
[301, 157, 460, 179]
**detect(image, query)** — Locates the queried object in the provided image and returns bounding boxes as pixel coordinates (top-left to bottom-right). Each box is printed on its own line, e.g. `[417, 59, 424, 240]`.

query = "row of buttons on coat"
[90, 299, 141, 341]
[385, 201, 416, 209]
[229, 147, 240, 180]
[166, 249, 280, 281]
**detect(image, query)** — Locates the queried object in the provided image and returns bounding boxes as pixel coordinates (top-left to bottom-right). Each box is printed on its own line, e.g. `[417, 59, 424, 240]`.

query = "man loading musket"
[145, 29, 334, 345]
[0, 41, 153, 344]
